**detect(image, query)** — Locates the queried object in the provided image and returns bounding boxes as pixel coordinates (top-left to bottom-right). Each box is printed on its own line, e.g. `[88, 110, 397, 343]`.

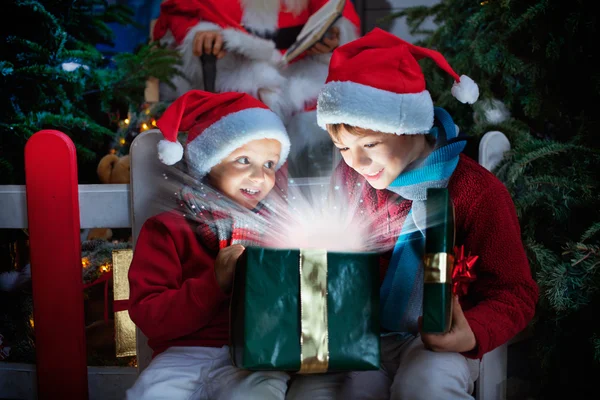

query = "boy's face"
[208, 138, 281, 209]
[331, 128, 428, 190]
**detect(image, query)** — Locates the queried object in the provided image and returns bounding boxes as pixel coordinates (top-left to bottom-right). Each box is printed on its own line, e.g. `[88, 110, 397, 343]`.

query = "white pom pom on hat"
[451, 75, 479, 105]
[157, 139, 184, 165]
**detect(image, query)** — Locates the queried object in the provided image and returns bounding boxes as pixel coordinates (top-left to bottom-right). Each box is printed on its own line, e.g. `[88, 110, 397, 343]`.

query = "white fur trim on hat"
[317, 81, 434, 134]
[185, 108, 291, 177]
[158, 139, 184, 165]
[451, 75, 479, 104]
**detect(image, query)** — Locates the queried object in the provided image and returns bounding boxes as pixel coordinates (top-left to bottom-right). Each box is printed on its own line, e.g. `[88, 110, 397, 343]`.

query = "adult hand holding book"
[305, 26, 340, 56]
[281, 0, 346, 64]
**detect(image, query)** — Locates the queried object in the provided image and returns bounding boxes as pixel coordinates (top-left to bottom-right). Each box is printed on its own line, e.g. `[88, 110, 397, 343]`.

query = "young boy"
[126, 90, 307, 399]
[316, 28, 539, 399]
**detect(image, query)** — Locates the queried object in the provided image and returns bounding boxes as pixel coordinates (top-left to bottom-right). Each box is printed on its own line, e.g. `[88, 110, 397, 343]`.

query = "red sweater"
[128, 212, 230, 358]
[337, 154, 539, 359]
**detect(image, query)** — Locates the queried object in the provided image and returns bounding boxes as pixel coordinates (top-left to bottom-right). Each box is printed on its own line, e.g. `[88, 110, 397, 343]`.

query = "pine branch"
[72, 142, 97, 161]
[103, 3, 138, 27]
[582, 223, 600, 243]
[33, 112, 114, 138]
[61, 47, 105, 65]
[504, 141, 565, 183]
[6, 37, 52, 61]
[0, 158, 14, 176]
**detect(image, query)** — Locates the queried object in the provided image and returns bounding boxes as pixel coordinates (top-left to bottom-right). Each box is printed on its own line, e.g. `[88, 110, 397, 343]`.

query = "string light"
[82, 257, 90, 268]
[119, 138, 126, 145]
[124, 118, 130, 125]
[151, 119, 157, 127]
[99, 263, 111, 273]
[29, 316, 34, 328]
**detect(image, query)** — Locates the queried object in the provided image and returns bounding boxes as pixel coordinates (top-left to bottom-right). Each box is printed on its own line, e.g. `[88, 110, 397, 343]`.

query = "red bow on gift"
[452, 245, 478, 297]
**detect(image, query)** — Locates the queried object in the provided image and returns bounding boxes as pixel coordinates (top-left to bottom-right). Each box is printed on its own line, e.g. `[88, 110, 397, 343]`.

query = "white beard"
[241, 0, 309, 19]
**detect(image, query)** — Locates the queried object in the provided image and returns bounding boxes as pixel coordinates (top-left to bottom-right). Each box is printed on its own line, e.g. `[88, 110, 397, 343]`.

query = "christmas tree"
[110, 100, 170, 157]
[0, 0, 180, 184]
[383, 0, 599, 396]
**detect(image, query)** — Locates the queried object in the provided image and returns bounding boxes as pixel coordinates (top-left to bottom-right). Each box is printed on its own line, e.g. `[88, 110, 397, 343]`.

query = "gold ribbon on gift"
[298, 249, 329, 374]
[112, 249, 137, 357]
[423, 252, 455, 283]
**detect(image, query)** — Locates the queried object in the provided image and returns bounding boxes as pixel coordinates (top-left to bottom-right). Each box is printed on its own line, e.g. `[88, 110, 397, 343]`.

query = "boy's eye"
[236, 157, 250, 165]
[264, 161, 275, 169]
[364, 142, 379, 148]
[337, 147, 349, 152]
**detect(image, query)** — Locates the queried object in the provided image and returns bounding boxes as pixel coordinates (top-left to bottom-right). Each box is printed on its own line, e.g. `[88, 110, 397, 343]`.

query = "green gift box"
[230, 247, 381, 373]
[422, 188, 456, 334]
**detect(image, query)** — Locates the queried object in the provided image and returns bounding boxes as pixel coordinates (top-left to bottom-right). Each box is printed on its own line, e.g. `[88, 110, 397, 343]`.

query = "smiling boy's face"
[208, 138, 281, 209]
[331, 126, 429, 190]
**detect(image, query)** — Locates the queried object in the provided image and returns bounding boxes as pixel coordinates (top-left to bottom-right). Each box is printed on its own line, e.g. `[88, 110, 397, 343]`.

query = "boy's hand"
[193, 30, 227, 59]
[214, 244, 245, 294]
[419, 295, 477, 353]
[306, 26, 340, 55]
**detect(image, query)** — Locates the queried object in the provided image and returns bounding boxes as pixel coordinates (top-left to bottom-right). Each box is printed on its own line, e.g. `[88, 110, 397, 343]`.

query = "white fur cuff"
[185, 21, 222, 39]
[222, 28, 280, 62]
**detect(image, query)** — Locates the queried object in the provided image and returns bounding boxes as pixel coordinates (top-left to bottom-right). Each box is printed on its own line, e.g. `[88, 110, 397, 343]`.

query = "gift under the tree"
[230, 247, 381, 373]
[112, 249, 137, 358]
[422, 188, 478, 334]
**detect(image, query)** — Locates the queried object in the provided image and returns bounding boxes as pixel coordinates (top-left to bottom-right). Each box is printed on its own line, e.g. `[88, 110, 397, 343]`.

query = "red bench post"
[24, 130, 88, 399]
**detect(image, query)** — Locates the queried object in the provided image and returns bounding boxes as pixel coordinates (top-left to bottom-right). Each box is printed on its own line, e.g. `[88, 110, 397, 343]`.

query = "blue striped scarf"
[380, 107, 466, 334]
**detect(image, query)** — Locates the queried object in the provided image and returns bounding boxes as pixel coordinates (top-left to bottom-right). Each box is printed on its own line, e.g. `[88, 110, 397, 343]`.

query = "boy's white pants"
[338, 335, 481, 399]
[125, 345, 344, 400]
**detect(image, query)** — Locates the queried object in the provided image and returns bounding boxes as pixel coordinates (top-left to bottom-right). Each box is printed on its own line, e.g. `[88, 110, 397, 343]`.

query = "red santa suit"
[153, 0, 361, 175]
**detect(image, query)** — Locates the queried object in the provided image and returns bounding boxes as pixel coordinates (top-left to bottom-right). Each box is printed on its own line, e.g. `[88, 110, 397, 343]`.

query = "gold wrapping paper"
[423, 252, 455, 283]
[298, 249, 329, 374]
[112, 249, 137, 357]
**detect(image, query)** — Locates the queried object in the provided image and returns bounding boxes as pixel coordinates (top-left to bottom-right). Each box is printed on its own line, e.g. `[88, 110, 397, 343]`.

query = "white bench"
[129, 128, 514, 399]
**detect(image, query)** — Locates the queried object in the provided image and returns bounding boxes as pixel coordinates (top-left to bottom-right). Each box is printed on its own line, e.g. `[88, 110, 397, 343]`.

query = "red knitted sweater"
[336, 154, 539, 359]
[128, 212, 231, 358]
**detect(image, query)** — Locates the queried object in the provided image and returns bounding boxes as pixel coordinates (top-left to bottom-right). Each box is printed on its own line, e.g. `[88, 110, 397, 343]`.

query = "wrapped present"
[230, 247, 380, 373]
[422, 188, 455, 334]
[112, 249, 137, 357]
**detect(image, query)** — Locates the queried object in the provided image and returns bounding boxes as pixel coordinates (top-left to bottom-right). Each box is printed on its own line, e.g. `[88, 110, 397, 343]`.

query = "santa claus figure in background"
[153, 0, 361, 177]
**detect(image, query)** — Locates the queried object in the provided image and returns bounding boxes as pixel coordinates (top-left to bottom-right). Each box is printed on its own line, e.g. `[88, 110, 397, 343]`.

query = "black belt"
[243, 24, 305, 50]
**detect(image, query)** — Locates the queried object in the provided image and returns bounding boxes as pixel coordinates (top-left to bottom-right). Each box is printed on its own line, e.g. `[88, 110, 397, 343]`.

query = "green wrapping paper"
[230, 247, 381, 373]
[422, 188, 455, 334]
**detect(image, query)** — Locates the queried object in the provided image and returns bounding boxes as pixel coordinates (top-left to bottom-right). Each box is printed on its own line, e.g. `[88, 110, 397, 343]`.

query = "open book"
[280, 0, 346, 64]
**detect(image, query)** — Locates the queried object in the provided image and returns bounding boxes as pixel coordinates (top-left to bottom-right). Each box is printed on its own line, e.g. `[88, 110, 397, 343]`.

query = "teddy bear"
[85, 154, 131, 241]
[97, 153, 130, 185]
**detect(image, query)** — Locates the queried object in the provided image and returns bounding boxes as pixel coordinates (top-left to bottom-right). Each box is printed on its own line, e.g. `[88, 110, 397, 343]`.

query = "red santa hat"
[156, 90, 291, 177]
[317, 28, 479, 134]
